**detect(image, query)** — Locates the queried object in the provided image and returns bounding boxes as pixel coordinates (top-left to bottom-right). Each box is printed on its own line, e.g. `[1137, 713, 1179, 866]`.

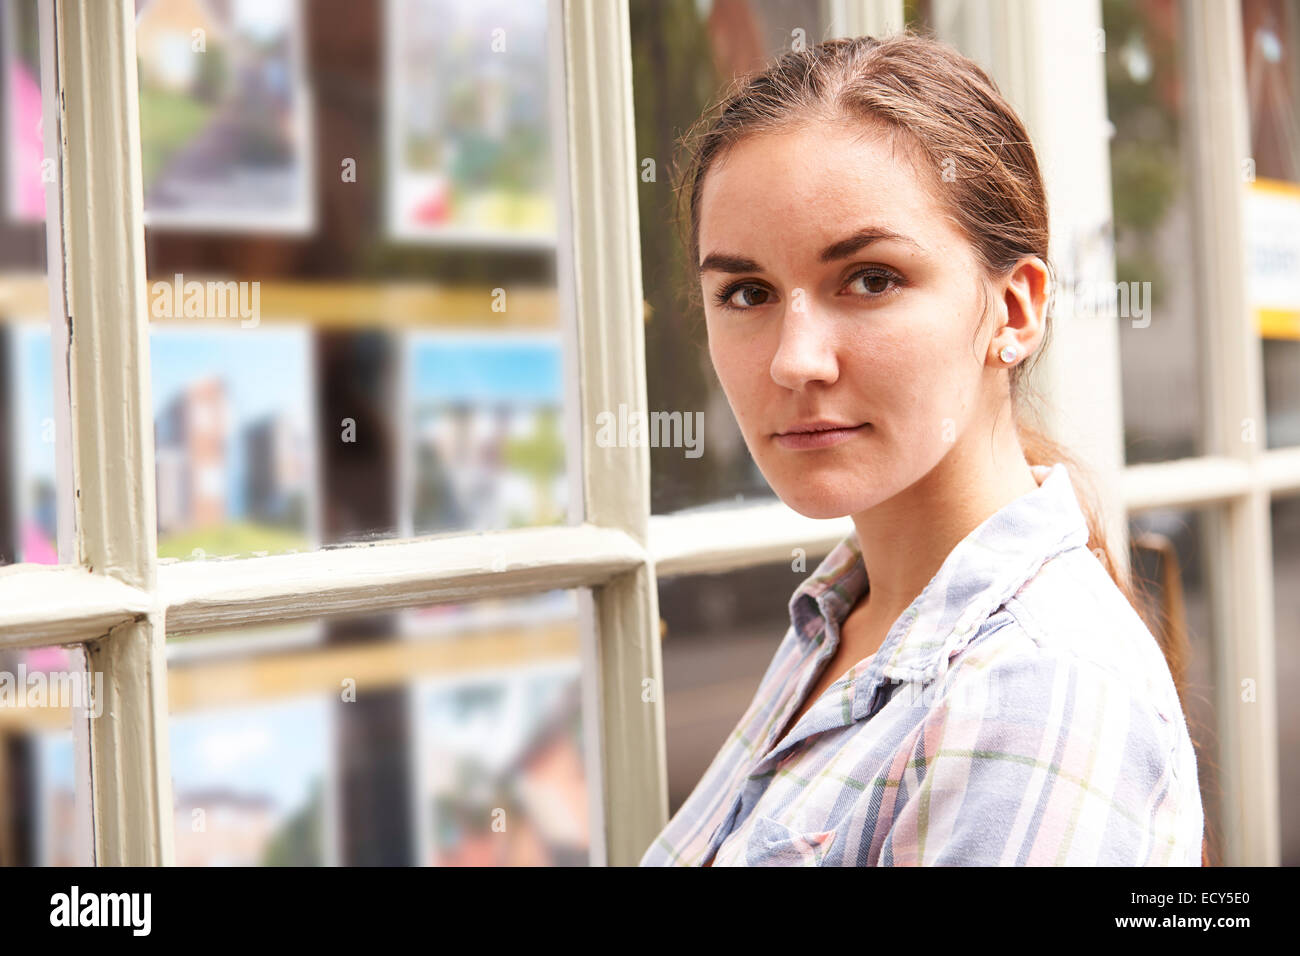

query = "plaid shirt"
[640, 463, 1204, 866]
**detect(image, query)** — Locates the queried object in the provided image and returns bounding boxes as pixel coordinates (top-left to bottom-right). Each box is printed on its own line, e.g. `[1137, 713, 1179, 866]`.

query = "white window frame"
[0, 0, 1287, 867]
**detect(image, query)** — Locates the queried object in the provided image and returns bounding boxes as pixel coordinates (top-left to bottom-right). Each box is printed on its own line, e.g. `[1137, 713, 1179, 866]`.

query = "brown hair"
[671, 28, 1211, 866]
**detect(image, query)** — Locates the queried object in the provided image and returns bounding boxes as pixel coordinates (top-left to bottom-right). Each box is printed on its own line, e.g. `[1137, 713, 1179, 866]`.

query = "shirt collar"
[787, 462, 1091, 692]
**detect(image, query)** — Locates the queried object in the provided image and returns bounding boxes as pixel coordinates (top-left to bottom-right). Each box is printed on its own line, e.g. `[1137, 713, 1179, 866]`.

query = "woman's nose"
[769, 296, 840, 390]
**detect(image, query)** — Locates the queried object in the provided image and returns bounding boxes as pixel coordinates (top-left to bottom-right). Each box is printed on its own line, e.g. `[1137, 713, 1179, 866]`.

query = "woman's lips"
[773, 423, 869, 450]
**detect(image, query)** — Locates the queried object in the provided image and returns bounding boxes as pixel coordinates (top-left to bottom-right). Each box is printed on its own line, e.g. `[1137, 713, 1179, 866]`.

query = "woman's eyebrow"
[697, 252, 762, 275]
[698, 226, 924, 274]
[817, 226, 924, 262]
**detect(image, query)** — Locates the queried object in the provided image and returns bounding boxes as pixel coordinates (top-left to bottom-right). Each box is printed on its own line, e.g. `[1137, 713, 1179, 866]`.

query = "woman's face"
[697, 123, 1020, 519]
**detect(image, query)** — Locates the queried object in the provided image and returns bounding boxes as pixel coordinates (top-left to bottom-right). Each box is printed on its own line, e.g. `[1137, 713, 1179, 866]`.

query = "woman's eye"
[714, 283, 771, 310]
[712, 270, 900, 311]
[846, 268, 902, 297]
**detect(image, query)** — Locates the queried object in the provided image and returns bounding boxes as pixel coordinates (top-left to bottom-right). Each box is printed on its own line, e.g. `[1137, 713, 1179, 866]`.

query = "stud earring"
[999, 344, 1019, 364]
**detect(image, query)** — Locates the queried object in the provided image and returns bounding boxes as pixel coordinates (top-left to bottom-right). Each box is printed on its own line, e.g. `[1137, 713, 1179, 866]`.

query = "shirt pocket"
[723, 813, 839, 866]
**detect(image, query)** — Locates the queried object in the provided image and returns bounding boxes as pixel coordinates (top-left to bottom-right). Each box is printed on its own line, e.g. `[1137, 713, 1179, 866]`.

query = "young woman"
[639, 31, 1207, 867]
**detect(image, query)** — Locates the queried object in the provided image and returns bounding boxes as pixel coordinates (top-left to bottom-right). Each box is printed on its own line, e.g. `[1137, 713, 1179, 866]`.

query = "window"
[1103, 0, 1209, 464]
[0, 0, 648, 867]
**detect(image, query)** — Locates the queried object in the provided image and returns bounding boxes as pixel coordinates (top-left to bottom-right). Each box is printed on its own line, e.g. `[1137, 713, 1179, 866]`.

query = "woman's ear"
[990, 256, 1049, 365]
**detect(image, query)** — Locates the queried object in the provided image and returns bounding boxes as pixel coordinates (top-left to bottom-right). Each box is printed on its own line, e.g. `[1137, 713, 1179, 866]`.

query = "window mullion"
[160, 523, 647, 635]
[52, 0, 173, 867]
[555, 0, 664, 866]
[1183, 0, 1280, 867]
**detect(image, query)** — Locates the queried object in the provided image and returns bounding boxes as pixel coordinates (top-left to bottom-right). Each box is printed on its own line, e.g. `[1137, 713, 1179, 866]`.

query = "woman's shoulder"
[931, 542, 1193, 788]
[989, 543, 1185, 727]
[891, 601, 1205, 865]
[879, 553, 1205, 865]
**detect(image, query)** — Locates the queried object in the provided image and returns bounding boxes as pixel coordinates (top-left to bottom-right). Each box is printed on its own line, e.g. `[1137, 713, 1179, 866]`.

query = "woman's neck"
[848, 428, 1040, 622]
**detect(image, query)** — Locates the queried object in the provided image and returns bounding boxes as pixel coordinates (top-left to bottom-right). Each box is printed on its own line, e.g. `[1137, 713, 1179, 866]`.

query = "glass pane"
[632, 0, 831, 514]
[0, 0, 64, 565]
[657, 560, 799, 814]
[1103, 0, 1208, 463]
[0, 642, 93, 865]
[1241, 0, 1300, 448]
[137, 0, 571, 561]
[165, 589, 590, 866]
[1127, 507, 1223, 865]
[1271, 494, 1300, 865]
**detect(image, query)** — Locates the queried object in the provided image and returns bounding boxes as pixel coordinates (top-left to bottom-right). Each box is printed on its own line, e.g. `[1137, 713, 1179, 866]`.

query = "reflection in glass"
[134, 0, 314, 231]
[407, 331, 567, 534]
[151, 325, 316, 560]
[0, 642, 92, 866]
[1127, 507, 1223, 866]
[387, 0, 555, 244]
[164, 589, 588, 866]
[171, 692, 332, 866]
[657, 560, 801, 813]
[1242, 0, 1300, 449]
[1103, 0, 1207, 463]
[7, 325, 57, 562]
[0, 0, 60, 565]
[133, 0, 566, 559]
[1271, 494, 1300, 865]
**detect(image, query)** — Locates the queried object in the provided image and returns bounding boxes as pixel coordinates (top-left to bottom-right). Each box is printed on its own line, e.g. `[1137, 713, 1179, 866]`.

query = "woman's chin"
[786, 503, 850, 520]
[773, 489, 866, 520]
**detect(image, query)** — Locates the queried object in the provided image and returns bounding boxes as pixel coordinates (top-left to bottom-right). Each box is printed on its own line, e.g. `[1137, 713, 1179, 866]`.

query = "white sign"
[1244, 179, 1300, 339]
